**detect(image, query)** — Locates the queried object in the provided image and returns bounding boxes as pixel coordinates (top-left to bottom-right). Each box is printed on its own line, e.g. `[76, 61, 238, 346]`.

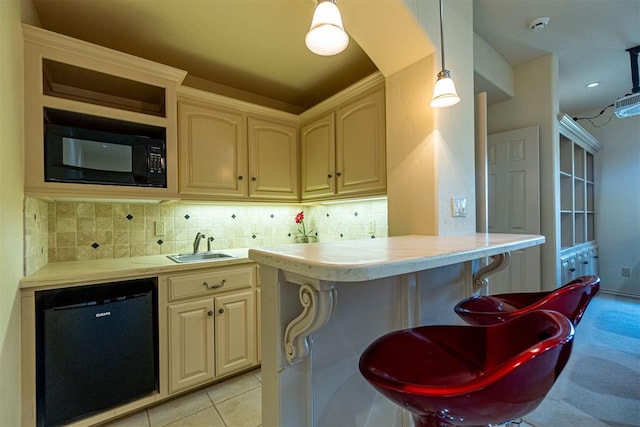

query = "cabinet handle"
[336, 172, 342, 177]
[251, 176, 257, 181]
[203, 279, 226, 289]
[583, 261, 589, 264]
[570, 268, 576, 272]
[207, 310, 214, 316]
[238, 176, 244, 180]
[218, 308, 225, 314]
[327, 174, 332, 178]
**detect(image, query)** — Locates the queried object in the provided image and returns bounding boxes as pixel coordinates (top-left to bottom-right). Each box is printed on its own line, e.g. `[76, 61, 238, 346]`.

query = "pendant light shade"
[431, 70, 460, 108]
[430, 0, 460, 108]
[305, 0, 349, 56]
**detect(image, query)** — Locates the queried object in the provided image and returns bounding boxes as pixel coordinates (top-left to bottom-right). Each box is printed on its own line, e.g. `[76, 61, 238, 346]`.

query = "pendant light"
[305, 0, 349, 56]
[430, 0, 460, 108]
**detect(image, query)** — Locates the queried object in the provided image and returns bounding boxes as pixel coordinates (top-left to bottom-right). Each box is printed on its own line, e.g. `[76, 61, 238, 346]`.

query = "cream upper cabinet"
[177, 87, 298, 201]
[301, 112, 336, 199]
[178, 101, 248, 198]
[336, 88, 386, 197]
[248, 117, 299, 200]
[301, 80, 386, 201]
[22, 24, 186, 200]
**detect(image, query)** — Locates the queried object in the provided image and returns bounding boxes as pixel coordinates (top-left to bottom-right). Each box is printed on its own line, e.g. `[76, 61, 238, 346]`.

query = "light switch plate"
[452, 198, 467, 217]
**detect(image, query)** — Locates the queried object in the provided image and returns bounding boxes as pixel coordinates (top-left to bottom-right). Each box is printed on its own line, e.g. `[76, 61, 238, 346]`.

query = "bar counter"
[248, 233, 544, 427]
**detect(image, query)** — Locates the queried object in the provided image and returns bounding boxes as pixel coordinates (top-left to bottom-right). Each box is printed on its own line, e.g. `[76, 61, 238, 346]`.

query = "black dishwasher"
[35, 278, 158, 426]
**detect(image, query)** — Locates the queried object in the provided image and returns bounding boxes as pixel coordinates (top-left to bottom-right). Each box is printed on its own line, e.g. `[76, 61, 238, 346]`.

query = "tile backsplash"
[23, 196, 388, 275]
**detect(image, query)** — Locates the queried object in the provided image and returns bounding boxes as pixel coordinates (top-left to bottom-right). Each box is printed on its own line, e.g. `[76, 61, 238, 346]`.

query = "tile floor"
[102, 368, 537, 427]
[104, 369, 262, 427]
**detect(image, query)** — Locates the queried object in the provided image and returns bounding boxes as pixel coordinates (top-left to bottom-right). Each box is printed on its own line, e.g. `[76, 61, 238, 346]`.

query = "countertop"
[21, 234, 545, 290]
[20, 248, 252, 290]
[248, 233, 545, 282]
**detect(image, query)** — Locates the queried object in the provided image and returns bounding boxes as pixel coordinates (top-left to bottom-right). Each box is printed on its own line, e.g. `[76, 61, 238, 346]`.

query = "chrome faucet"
[193, 232, 205, 253]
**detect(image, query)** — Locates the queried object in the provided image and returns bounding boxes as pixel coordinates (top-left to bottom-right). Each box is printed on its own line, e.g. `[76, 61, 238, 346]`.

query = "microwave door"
[61, 138, 135, 184]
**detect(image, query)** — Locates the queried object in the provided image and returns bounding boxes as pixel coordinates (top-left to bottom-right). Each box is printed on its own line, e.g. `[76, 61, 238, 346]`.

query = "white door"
[487, 126, 541, 294]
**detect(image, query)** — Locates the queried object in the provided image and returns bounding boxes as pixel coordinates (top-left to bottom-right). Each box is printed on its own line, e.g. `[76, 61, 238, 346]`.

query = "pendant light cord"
[439, 0, 446, 70]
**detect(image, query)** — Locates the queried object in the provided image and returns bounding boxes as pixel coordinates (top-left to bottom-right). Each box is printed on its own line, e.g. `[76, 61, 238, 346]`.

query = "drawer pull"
[208, 310, 214, 316]
[218, 308, 225, 314]
[204, 279, 226, 289]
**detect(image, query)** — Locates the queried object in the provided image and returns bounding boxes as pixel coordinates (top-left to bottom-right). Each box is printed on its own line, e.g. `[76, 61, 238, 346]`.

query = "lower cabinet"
[560, 242, 598, 286]
[166, 265, 258, 394]
[215, 290, 256, 376]
[20, 263, 261, 426]
[168, 298, 215, 392]
[256, 287, 262, 363]
[560, 252, 578, 285]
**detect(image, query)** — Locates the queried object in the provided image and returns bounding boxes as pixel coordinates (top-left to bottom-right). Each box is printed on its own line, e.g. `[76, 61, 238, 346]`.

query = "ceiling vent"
[615, 45, 640, 118]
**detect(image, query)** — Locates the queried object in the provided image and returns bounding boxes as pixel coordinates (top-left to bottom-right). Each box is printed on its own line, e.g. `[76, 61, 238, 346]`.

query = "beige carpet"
[524, 292, 640, 427]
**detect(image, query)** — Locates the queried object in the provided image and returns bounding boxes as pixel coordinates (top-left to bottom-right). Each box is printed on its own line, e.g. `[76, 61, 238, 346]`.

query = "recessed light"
[586, 82, 600, 88]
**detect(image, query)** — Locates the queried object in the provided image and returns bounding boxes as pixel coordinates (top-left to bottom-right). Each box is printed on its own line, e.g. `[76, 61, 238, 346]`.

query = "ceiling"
[32, 0, 640, 116]
[473, 0, 640, 116]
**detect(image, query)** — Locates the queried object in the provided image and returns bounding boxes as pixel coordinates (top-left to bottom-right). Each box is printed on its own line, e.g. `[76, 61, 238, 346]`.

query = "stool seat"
[455, 275, 600, 326]
[359, 310, 574, 427]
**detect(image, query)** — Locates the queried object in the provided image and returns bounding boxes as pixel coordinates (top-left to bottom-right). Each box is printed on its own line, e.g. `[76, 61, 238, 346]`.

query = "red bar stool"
[359, 310, 574, 427]
[454, 275, 600, 326]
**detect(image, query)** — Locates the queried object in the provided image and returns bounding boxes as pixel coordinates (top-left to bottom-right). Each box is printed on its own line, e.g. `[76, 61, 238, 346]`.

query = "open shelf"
[560, 212, 574, 248]
[559, 136, 573, 174]
[43, 59, 166, 117]
[560, 174, 573, 211]
[558, 114, 602, 257]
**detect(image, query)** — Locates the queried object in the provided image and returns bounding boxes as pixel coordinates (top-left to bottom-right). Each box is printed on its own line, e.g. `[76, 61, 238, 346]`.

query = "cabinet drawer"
[169, 267, 254, 301]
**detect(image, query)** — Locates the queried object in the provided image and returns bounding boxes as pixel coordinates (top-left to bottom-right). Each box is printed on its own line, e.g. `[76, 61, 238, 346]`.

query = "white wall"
[1, 0, 25, 423]
[343, 0, 477, 236]
[579, 113, 640, 296]
[386, 56, 439, 234]
[487, 55, 560, 290]
[385, 0, 476, 236]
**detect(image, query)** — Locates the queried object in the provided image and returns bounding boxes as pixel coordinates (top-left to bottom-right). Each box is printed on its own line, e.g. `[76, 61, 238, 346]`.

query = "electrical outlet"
[155, 221, 166, 236]
[621, 267, 631, 278]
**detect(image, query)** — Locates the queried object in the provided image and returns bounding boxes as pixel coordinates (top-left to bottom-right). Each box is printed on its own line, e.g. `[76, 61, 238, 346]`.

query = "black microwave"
[44, 109, 167, 188]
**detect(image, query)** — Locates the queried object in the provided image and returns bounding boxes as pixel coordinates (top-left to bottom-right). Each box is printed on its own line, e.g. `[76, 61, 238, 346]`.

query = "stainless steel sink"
[167, 252, 235, 263]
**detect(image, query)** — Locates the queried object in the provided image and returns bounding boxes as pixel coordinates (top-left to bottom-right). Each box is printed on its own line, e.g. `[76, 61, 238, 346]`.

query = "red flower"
[294, 211, 315, 242]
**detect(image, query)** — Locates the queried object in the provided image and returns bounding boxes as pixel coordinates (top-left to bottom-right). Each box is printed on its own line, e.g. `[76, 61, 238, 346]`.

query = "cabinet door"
[256, 288, 261, 363]
[215, 290, 256, 376]
[301, 112, 336, 199]
[336, 88, 386, 196]
[560, 254, 577, 285]
[248, 117, 298, 200]
[168, 298, 215, 393]
[576, 249, 590, 277]
[178, 101, 248, 197]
